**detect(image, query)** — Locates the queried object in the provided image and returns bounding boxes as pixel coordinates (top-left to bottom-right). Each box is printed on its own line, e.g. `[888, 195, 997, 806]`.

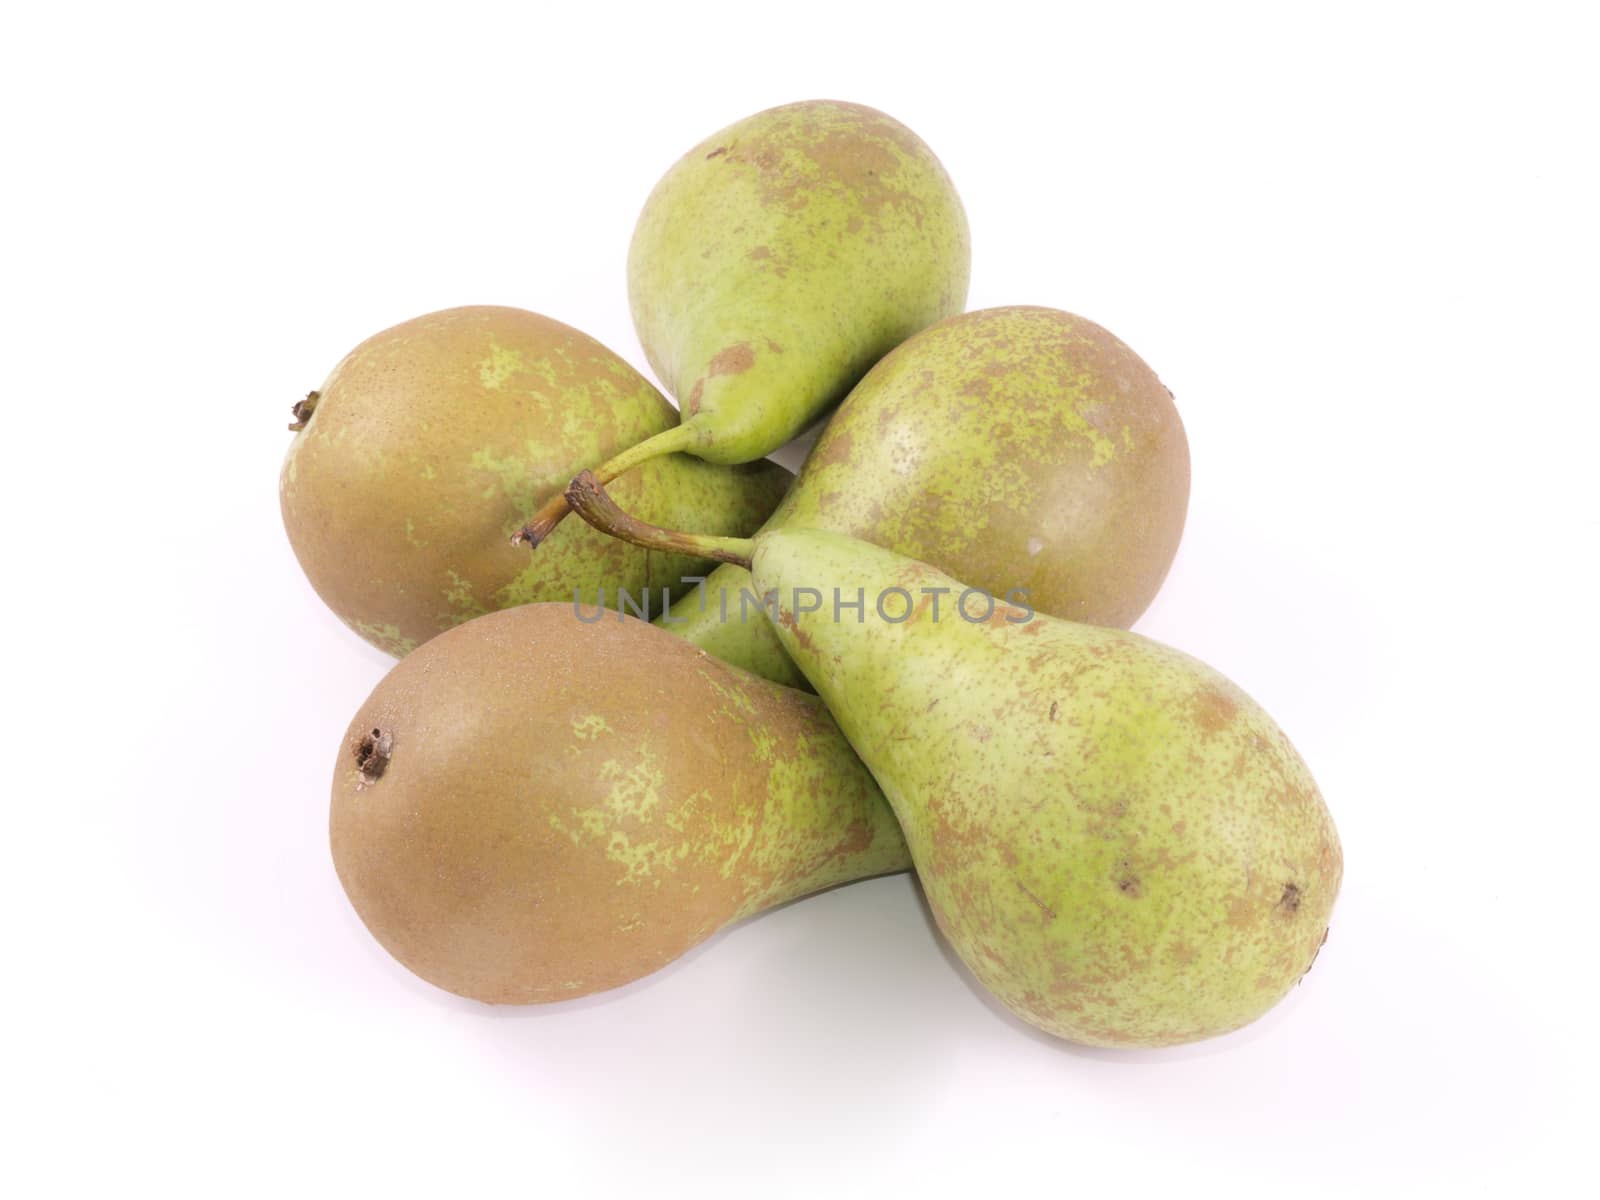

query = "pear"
[661, 306, 1189, 684]
[330, 603, 908, 1004]
[566, 480, 1343, 1047]
[280, 306, 789, 656]
[516, 100, 970, 545]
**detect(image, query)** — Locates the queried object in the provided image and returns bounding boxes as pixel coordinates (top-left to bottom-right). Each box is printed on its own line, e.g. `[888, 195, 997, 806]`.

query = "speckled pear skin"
[663, 577, 811, 689]
[749, 528, 1342, 1047]
[280, 307, 790, 656]
[629, 100, 971, 463]
[661, 307, 1189, 684]
[330, 604, 908, 1005]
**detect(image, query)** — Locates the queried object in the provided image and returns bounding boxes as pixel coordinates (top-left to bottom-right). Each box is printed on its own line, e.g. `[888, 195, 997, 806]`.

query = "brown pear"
[329, 604, 908, 1004]
[280, 306, 789, 656]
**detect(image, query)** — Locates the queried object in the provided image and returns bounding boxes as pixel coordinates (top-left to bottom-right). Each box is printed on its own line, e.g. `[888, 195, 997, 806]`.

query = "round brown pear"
[280, 306, 789, 656]
[329, 604, 908, 1003]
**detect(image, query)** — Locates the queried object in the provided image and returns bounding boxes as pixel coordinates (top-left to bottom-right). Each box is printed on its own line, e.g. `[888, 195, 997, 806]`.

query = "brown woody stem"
[511, 423, 701, 548]
[563, 470, 755, 568]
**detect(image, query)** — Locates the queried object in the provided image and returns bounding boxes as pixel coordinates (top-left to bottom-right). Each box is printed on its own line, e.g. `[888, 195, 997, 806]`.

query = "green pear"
[565, 481, 1342, 1047]
[330, 603, 908, 1004]
[280, 306, 789, 656]
[516, 100, 970, 545]
[661, 306, 1190, 685]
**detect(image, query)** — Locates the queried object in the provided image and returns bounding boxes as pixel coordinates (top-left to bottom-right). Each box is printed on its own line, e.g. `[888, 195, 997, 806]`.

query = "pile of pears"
[285, 100, 1341, 1048]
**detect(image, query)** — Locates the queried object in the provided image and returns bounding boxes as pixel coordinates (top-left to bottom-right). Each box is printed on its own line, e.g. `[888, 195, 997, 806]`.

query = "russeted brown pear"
[280, 306, 789, 657]
[663, 307, 1190, 686]
[329, 604, 909, 1004]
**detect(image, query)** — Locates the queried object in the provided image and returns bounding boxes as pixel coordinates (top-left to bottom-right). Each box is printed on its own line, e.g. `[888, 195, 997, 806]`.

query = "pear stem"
[511, 423, 701, 548]
[564, 470, 755, 568]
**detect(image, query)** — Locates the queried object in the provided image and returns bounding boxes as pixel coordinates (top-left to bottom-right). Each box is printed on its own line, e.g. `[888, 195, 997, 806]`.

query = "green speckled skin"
[330, 604, 908, 1005]
[750, 528, 1342, 1047]
[663, 572, 811, 689]
[280, 307, 790, 655]
[629, 100, 971, 463]
[663, 307, 1190, 683]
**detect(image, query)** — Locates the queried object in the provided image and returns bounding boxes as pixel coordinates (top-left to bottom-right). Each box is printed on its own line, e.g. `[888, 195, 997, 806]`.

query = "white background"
[5, 2, 1597, 1196]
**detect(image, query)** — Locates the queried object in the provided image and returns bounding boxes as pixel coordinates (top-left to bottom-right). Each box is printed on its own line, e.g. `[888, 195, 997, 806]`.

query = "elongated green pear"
[280, 306, 789, 656]
[516, 100, 970, 545]
[566, 479, 1342, 1047]
[331, 604, 908, 1004]
[662, 306, 1189, 685]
